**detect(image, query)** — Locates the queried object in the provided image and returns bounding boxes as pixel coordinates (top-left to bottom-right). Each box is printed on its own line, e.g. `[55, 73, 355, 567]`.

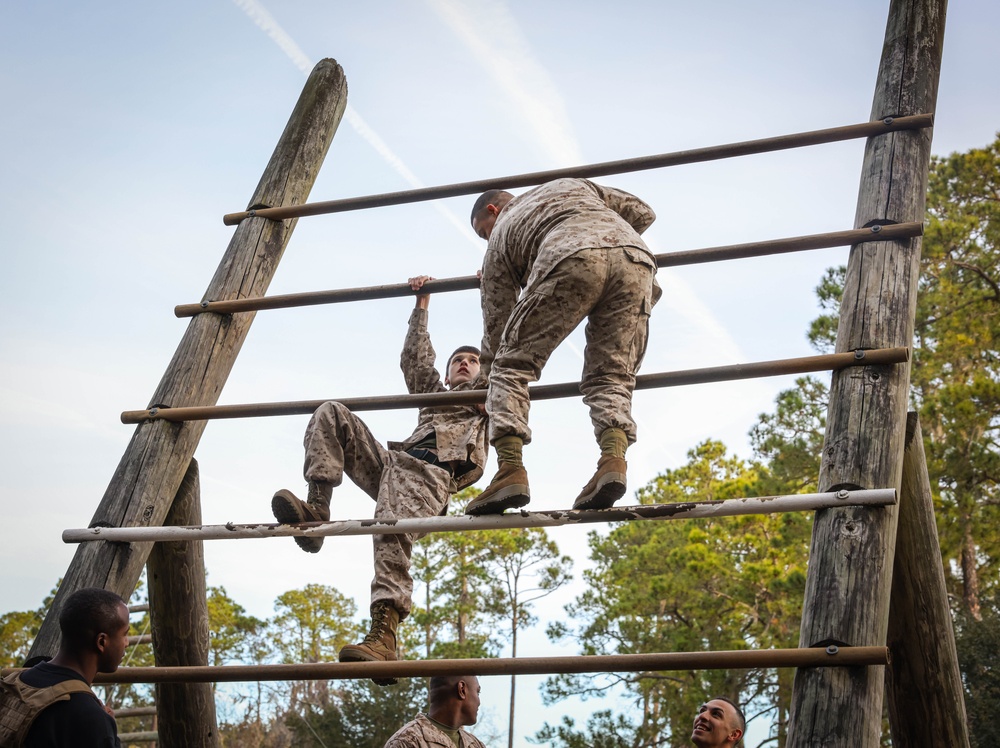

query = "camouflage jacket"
[383, 714, 486, 748]
[478, 178, 660, 377]
[388, 308, 488, 491]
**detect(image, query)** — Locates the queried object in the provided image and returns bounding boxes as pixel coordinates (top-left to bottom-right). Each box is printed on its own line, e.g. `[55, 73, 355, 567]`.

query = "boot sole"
[573, 472, 627, 511]
[271, 491, 324, 554]
[465, 484, 531, 515]
[339, 646, 398, 685]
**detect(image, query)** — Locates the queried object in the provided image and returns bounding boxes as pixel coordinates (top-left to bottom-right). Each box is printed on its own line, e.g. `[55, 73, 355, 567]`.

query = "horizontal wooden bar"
[63, 489, 895, 545]
[3, 647, 888, 685]
[222, 114, 933, 225]
[127, 634, 152, 646]
[120, 347, 908, 424]
[114, 706, 158, 718]
[116, 732, 158, 742]
[176, 222, 921, 317]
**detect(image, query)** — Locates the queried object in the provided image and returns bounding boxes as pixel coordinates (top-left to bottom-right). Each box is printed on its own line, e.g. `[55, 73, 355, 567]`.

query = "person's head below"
[428, 674, 481, 728]
[470, 189, 514, 241]
[57, 588, 130, 675]
[691, 696, 745, 748]
[446, 346, 481, 388]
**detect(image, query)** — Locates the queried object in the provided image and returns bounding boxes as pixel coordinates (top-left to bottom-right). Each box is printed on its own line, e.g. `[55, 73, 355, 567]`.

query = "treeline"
[2, 137, 998, 747]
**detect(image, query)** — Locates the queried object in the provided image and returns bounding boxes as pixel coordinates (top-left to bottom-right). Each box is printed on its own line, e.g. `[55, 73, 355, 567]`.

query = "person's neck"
[49, 651, 97, 684]
[427, 709, 460, 731]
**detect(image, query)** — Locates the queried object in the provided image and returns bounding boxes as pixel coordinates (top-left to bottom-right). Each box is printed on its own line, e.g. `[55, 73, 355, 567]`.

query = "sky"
[1, 0, 998, 744]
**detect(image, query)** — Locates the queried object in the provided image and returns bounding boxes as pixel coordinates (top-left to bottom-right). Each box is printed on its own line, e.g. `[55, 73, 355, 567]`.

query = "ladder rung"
[176, 223, 922, 317]
[120, 347, 909, 424]
[62, 489, 896, 545]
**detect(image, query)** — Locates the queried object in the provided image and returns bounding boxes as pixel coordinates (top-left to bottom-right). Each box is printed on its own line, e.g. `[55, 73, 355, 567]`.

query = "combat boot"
[465, 463, 530, 515]
[572, 455, 627, 510]
[271, 481, 333, 553]
[339, 602, 401, 685]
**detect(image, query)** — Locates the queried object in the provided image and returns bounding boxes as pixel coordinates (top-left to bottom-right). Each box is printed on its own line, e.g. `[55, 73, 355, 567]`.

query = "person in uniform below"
[466, 178, 659, 515]
[12, 588, 129, 748]
[691, 696, 746, 747]
[271, 276, 488, 679]
[384, 675, 485, 748]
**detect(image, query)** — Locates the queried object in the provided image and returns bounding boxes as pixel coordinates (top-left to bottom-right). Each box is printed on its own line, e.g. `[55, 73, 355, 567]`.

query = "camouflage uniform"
[479, 178, 660, 445]
[302, 308, 488, 618]
[384, 713, 486, 748]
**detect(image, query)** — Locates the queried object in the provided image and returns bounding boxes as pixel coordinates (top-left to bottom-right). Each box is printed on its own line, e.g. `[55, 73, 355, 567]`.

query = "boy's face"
[446, 352, 480, 388]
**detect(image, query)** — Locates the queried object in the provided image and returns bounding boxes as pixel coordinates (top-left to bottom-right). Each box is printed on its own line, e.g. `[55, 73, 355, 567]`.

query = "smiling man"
[691, 697, 745, 747]
[270, 275, 488, 679]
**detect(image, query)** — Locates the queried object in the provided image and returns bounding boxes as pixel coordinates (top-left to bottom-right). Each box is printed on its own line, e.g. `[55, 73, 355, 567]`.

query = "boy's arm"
[401, 276, 445, 395]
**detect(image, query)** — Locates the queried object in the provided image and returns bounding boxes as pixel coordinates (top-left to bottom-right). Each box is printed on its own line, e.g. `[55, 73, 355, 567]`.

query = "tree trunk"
[960, 510, 981, 620]
[148, 459, 219, 747]
[29, 59, 349, 658]
[787, 0, 947, 744]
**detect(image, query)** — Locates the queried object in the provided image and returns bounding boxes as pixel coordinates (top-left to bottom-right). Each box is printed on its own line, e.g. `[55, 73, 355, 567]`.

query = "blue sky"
[2, 0, 998, 743]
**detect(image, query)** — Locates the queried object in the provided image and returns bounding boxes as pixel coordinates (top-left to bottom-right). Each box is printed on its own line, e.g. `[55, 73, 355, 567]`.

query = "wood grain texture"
[787, 0, 947, 745]
[148, 459, 219, 747]
[29, 59, 347, 658]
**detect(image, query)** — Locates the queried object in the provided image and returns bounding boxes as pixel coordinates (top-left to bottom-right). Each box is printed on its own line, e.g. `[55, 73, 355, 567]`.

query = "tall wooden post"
[885, 413, 969, 747]
[30, 59, 349, 658]
[148, 459, 219, 747]
[786, 0, 947, 745]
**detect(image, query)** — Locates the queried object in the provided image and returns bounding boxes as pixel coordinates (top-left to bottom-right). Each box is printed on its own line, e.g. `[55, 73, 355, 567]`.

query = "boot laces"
[364, 605, 390, 643]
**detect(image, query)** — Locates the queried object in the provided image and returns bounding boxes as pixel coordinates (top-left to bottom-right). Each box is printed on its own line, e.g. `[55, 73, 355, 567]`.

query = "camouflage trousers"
[303, 401, 453, 618]
[488, 246, 655, 445]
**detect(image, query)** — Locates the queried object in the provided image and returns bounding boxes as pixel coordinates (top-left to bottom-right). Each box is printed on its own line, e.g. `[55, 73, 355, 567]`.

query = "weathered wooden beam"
[119, 347, 909, 424]
[28, 59, 349, 658]
[221, 114, 932, 225]
[787, 1, 948, 746]
[71, 646, 890, 684]
[174, 223, 922, 317]
[885, 413, 970, 747]
[147, 459, 219, 748]
[63, 489, 897, 545]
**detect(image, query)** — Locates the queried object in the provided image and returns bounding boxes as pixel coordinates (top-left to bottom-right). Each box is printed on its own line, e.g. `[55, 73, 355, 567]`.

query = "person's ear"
[456, 680, 468, 700]
[729, 728, 744, 744]
[96, 632, 108, 653]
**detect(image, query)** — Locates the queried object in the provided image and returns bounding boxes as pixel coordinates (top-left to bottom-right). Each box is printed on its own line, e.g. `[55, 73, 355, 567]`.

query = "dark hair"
[448, 346, 480, 371]
[710, 696, 746, 740]
[470, 190, 512, 225]
[58, 588, 127, 651]
[429, 674, 471, 705]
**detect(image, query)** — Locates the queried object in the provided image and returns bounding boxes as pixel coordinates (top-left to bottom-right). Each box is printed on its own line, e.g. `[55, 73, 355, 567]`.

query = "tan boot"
[271, 482, 332, 553]
[465, 463, 530, 515]
[573, 455, 627, 510]
[339, 602, 401, 685]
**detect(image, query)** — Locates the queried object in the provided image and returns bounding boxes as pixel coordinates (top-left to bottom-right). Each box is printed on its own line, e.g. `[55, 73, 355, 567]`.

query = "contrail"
[426, 0, 583, 168]
[230, 0, 483, 253]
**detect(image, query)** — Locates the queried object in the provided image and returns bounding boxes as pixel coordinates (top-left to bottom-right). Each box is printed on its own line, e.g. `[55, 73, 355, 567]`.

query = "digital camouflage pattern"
[383, 714, 486, 748]
[301, 308, 488, 618]
[479, 178, 659, 444]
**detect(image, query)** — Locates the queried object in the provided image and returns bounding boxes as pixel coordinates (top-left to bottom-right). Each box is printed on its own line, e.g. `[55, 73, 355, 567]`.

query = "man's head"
[446, 346, 481, 388]
[58, 588, 130, 674]
[691, 697, 745, 747]
[428, 674, 482, 728]
[470, 189, 514, 241]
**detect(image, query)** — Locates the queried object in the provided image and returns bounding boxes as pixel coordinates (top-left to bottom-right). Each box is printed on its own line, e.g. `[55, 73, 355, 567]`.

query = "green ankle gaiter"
[600, 428, 628, 459]
[494, 435, 524, 468]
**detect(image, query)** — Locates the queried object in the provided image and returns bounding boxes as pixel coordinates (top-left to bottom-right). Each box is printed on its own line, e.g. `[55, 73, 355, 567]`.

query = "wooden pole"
[28, 59, 349, 659]
[787, 1, 947, 745]
[62, 488, 897, 545]
[222, 114, 932, 224]
[67, 647, 891, 685]
[147, 459, 219, 748]
[174, 223, 921, 317]
[885, 413, 970, 747]
[119, 347, 909, 424]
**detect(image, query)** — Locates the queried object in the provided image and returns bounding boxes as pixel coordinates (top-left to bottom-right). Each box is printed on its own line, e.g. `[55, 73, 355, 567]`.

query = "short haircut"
[448, 346, 480, 370]
[429, 674, 470, 705]
[470, 190, 513, 225]
[58, 588, 127, 651]
[711, 696, 746, 737]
